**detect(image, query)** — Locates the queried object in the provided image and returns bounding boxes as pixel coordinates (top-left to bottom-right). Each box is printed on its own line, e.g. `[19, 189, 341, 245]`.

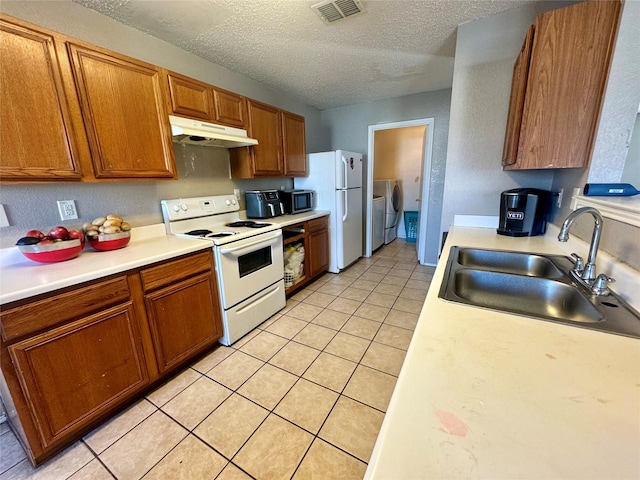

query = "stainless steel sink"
[439, 246, 640, 339]
[456, 248, 566, 279]
[452, 269, 602, 323]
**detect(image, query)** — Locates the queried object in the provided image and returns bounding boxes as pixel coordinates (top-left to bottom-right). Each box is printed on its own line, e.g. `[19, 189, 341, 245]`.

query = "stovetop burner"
[226, 220, 272, 228]
[184, 229, 238, 238]
[207, 231, 237, 238]
[185, 229, 212, 236]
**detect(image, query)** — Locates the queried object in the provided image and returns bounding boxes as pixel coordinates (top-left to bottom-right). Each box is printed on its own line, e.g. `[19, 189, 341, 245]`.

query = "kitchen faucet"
[558, 206, 614, 295]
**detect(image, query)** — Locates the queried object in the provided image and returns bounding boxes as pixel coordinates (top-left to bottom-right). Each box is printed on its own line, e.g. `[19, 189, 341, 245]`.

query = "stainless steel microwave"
[278, 190, 315, 214]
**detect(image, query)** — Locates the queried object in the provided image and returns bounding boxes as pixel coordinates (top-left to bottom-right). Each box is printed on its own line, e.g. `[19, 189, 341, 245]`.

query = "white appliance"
[372, 195, 385, 251]
[161, 195, 285, 345]
[373, 179, 402, 244]
[295, 150, 363, 273]
[169, 115, 258, 148]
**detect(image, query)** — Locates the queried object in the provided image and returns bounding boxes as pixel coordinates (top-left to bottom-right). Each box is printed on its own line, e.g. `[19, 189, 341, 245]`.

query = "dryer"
[373, 180, 402, 244]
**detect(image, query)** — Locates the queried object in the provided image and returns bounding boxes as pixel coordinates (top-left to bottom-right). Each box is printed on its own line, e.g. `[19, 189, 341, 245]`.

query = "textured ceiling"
[73, 0, 536, 109]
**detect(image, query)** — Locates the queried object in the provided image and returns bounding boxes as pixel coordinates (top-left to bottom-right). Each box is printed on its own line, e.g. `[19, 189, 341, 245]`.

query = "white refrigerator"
[295, 150, 363, 273]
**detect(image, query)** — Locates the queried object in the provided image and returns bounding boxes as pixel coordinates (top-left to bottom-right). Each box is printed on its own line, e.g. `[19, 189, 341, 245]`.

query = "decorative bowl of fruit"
[16, 227, 84, 263]
[84, 215, 131, 251]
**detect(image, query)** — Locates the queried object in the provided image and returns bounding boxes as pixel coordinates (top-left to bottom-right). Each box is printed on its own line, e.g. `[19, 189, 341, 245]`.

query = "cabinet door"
[144, 272, 222, 374]
[0, 18, 81, 181]
[246, 100, 284, 176]
[167, 72, 214, 121]
[512, 1, 620, 170]
[282, 111, 307, 176]
[308, 217, 329, 278]
[8, 303, 149, 448]
[502, 25, 534, 167]
[214, 88, 246, 128]
[67, 43, 176, 179]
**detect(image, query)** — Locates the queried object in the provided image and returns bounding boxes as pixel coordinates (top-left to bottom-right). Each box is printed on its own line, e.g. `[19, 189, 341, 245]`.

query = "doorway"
[365, 118, 435, 264]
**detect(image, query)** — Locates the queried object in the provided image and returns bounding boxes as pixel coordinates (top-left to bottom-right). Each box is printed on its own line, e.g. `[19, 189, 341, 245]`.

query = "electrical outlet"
[233, 188, 240, 199]
[57, 200, 78, 220]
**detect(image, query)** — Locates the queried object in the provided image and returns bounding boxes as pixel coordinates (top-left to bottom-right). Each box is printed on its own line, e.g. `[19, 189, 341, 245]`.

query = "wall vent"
[311, 0, 365, 24]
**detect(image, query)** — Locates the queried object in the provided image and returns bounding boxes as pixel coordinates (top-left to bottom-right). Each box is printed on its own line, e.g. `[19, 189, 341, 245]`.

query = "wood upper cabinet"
[230, 99, 307, 178]
[165, 71, 246, 128]
[140, 250, 222, 374]
[282, 111, 307, 176]
[502, 24, 534, 167]
[67, 43, 176, 179]
[213, 87, 246, 128]
[166, 71, 215, 121]
[0, 18, 82, 181]
[503, 0, 621, 170]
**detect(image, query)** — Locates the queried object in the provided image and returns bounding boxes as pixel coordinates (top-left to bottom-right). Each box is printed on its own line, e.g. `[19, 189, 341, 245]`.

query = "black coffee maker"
[497, 188, 552, 237]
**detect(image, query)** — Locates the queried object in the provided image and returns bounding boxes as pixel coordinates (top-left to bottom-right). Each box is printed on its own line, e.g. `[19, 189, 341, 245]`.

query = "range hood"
[169, 115, 258, 148]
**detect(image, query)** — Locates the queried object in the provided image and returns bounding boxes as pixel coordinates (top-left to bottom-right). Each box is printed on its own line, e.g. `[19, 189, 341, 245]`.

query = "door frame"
[365, 118, 435, 264]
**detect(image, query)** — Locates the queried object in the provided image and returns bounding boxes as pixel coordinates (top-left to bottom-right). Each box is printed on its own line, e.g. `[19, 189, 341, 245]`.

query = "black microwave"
[278, 190, 315, 214]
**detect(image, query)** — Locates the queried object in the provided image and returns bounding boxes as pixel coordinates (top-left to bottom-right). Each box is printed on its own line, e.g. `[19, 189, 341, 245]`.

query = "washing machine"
[373, 180, 402, 244]
[372, 195, 385, 251]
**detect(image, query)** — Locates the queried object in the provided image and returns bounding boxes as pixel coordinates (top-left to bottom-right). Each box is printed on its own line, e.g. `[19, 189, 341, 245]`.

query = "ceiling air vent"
[312, 0, 365, 24]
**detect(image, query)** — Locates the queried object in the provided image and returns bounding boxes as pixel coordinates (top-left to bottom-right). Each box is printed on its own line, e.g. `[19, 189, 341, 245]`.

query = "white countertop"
[266, 210, 330, 228]
[365, 226, 640, 479]
[0, 212, 331, 305]
[0, 224, 211, 305]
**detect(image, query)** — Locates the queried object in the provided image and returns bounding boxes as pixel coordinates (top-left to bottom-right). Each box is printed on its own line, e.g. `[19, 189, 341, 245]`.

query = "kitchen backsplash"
[0, 144, 293, 249]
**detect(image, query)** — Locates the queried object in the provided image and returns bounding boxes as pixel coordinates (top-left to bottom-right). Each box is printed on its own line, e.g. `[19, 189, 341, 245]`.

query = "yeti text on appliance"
[507, 212, 524, 220]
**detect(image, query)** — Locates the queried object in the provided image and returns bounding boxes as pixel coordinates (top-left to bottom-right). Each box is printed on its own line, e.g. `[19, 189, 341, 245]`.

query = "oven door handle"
[219, 230, 281, 254]
[235, 281, 282, 314]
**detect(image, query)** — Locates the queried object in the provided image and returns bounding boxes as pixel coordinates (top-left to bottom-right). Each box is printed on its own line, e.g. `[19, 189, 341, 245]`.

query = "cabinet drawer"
[0, 276, 130, 342]
[307, 216, 328, 233]
[140, 250, 212, 292]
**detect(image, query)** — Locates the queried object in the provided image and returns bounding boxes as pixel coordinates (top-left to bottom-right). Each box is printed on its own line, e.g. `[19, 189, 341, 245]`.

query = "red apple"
[25, 229, 44, 239]
[37, 238, 54, 245]
[48, 226, 69, 240]
[67, 229, 85, 245]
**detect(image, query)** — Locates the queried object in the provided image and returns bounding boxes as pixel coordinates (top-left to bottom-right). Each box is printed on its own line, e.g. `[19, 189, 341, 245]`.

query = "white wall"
[439, 4, 555, 240]
[321, 90, 451, 263]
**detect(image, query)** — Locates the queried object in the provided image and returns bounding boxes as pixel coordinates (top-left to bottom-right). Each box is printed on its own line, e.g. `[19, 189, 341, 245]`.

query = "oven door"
[215, 230, 284, 309]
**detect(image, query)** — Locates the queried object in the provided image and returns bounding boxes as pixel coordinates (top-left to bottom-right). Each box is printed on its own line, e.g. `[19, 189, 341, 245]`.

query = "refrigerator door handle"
[341, 156, 348, 189]
[342, 189, 348, 221]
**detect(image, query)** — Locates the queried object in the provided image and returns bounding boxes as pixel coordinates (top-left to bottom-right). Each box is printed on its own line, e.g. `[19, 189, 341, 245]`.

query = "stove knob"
[231, 198, 237, 205]
[180, 203, 188, 211]
[225, 199, 231, 206]
[172, 204, 180, 212]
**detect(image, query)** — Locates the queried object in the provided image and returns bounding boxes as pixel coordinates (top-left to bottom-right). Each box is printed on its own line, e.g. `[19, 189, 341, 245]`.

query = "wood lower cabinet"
[283, 215, 329, 296]
[0, 249, 222, 465]
[307, 217, 330, 279]
[503, 1, 621, 170]
[230, 99, 307, 178]
[8, 304, 149, 449]
[140, 251, 222, 374]
[0, 18, 82, 181]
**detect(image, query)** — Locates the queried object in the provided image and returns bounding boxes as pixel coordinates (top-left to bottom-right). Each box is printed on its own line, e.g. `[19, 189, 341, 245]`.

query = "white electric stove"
[161, 194, 285, 345]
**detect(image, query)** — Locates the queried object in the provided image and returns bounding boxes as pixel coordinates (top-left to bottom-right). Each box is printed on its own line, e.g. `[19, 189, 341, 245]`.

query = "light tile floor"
[0, 240, 434, 480]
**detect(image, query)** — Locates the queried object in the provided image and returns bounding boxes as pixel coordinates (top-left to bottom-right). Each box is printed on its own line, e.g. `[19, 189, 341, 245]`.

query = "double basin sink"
[439, 247, 640, 339]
